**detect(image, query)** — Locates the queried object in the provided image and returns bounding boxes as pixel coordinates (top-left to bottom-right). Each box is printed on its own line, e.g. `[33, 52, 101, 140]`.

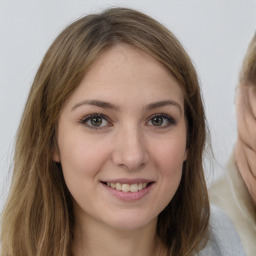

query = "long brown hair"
[0, 7, 209, 256]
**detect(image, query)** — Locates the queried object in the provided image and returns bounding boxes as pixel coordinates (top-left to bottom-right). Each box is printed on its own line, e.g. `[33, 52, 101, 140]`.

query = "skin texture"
[54, 44, 187, 256]
[235, 83, 256, 204]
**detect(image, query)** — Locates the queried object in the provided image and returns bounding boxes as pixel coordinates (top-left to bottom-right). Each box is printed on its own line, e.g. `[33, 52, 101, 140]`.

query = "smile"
[106, 182, 148, 192]
[101, 180, 154, 201]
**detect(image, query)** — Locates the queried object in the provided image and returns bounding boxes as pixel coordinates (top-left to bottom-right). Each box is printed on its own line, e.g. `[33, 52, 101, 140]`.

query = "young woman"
[0, 7, 244, 256]
[210, 33, 256, 256]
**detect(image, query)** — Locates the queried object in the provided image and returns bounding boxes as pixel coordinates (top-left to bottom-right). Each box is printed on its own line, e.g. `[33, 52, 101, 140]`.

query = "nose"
[111, 125, 149, 171]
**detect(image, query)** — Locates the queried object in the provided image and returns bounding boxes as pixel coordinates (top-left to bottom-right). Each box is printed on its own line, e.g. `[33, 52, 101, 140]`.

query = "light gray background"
[1, 0, 256, 210]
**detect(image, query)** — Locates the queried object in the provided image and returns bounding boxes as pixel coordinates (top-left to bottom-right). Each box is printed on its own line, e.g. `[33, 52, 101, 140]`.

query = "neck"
[72, 214, 166, 256]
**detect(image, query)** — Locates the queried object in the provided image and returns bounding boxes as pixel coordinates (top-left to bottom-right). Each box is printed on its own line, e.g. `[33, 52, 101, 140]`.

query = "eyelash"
[78, 113, 177, 130]
[78, 113, 112, 130]
[146, 113, 177, 128]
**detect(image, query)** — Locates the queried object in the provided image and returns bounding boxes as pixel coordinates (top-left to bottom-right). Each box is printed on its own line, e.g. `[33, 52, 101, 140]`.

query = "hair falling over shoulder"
[0, 7, 210, 256]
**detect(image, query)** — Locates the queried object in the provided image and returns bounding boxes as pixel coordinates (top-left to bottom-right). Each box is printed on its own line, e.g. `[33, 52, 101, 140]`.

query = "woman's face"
[236, 83, 256, 203]
[54, 44, 187, 231]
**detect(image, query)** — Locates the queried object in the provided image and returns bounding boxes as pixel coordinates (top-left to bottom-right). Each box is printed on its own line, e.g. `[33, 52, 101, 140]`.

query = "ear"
[53, 149, 61, 163]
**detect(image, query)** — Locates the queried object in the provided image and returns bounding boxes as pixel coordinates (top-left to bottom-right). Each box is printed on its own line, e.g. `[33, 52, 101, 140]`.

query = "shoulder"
[197, 205, 245, 256]
[208, 153, 249, 230]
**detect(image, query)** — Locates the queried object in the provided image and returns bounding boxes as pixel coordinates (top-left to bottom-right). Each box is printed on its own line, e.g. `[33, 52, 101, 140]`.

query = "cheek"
[59, 137, 111, 205]
[153, 135, 187, 172]
[150, 135, 186, 196]
[58, 134, 109, 180]
[159, 147, 184, 186]
[150, 139, 185, 212]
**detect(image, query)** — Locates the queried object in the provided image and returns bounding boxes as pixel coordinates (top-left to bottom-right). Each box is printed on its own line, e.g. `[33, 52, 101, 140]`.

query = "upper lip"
[101, 178, 154, 184]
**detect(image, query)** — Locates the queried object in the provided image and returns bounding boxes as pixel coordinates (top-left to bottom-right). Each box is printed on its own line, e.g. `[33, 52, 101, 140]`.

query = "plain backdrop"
[0, 0, 256, 210]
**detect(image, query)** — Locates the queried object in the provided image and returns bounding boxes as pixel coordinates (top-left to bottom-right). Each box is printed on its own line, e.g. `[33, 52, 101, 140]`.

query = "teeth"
[130, 184, 139, 192]
[106, 182, 148, 192]
[116, 183, 122, 191]
[122, 184, 130, 192]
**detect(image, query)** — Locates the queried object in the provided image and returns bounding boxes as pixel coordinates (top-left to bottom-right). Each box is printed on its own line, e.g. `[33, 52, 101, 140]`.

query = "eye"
[79, 114, 111, 129]
[147, 114, 176, 128]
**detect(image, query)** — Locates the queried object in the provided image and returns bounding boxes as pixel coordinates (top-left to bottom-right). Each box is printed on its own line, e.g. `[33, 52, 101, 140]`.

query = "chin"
[104, 212, 158, 231]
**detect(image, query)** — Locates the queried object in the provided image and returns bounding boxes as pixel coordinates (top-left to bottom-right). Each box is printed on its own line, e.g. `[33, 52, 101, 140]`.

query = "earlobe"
[53, 150, 61, 162]
[53, 142, 61, 163]
[53, 130, 61, 162]
[183, 149, 188, 161]
[53, 149, 61, 163]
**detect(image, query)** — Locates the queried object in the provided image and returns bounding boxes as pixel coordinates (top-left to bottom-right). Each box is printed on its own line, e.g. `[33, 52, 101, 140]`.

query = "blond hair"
[1, 7, 209, 256]
[240, 32, 256, 85]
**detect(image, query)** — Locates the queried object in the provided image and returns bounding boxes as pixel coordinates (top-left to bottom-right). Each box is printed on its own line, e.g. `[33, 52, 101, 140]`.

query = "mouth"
[100, 179, 155, 201]
[102, 182, 153, 193]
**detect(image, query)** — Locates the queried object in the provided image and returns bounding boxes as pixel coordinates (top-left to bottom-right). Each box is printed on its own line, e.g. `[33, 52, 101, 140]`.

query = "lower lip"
[102, 183, 153, 201]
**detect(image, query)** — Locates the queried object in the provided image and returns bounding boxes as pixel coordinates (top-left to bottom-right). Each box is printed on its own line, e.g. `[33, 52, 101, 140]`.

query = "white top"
[209, 153, 256, 256]
[197, 204, 245, 256]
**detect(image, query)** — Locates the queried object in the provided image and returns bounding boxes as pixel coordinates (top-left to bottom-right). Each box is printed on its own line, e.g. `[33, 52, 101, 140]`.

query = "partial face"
[54, 44, 187, 231]
[235, 83, 256, 203]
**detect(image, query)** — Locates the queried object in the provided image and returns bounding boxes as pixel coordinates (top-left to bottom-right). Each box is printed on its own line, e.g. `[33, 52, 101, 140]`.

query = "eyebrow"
[72, 100, 119, 111]
[71, 99, 182, 113]
[146, 100, 183, 114]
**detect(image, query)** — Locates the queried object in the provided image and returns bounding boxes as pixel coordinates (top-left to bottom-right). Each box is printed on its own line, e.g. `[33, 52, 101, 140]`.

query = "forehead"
[87, 43, 172, 78]
[65, 43, 184, 109]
